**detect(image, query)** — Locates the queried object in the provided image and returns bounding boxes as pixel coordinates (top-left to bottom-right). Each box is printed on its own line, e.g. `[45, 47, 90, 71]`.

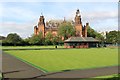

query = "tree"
[106, 31, 119, 44]
[95, 33, 104, 41]
[22, 37, 31, 46]
[44, 32, 53, 45]
[87, 26, 104, 41]
[118, 31, 120, 44]
[0, 36, 6, 40]
[52, 35, 59, 45]
[29, 32, 43, 45]
[58, 22, 75, 40]
[5, 33, 22, 46]
[87, 26, 97, 38]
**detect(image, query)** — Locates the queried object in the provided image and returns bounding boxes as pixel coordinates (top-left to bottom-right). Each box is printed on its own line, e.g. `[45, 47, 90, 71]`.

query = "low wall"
[64, 44, 89, 48]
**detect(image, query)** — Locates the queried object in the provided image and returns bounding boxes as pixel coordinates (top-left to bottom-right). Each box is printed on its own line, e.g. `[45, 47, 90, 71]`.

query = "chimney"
[85, 23, 89, 37]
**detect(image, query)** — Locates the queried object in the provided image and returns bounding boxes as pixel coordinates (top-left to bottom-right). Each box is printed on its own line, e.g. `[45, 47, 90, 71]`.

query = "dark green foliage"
[52, 35, 59, 45]
[106, 31, 119, 44]
[29, 32, 43, 45]
[58, 22, 75, 40]
[22, 37, 31, 46]
[118, 31, 120, 44]
[0, 36, 6, 40]
[87, 26, 104, 41]
[3, 25, 119, 46]
[44, 32, 53, 45]
[87, 26, 96, 38]
[3, 33, 22, 46]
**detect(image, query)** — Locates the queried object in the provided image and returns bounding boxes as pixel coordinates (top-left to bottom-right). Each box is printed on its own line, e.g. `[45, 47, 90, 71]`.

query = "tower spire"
[64, 17, 65, 20]
[74, 9, 82, 37]
[63, 17, 66, 23]
[76, 9, 80, 16]
[41, 12, 43, 16]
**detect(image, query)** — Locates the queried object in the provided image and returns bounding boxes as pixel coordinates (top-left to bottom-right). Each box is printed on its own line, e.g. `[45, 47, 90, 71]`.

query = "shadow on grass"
[2, 47, 94, 51]
[2, 48, 70, 51]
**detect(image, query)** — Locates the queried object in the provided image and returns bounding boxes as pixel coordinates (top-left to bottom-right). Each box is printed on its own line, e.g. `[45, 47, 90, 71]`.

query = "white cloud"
[2, 6, 38, 23]
[67, 10, 118, 22]
[66, 9, 118, 32]
[83, 11, 118, 21]
[0, 22, 36, 38]
[0, 3, 3, 22]
[1, 9, 118, 38]
[0, 2, 118, 38]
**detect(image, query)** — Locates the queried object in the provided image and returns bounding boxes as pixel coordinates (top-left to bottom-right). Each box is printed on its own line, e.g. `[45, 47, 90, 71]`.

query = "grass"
[2, 45, 64, 49]
[5, 48, 118, 73]
[0, 73, 2, 80]
[95, 74, 119, 78]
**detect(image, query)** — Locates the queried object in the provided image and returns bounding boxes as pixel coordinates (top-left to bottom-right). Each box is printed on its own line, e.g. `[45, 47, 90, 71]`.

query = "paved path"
[40, 66, 118, 78]
[2, 52, 44, 78]
[2, 51, 119, 79]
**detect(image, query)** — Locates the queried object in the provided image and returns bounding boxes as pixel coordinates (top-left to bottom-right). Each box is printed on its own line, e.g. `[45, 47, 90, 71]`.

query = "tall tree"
[44, 32, 53, 45]
[0, 36, 6, 40]
[87, 26, 97, 38]
[6, 33, 22, 46]
[52, 35, 59, 45]
[118, 31, 120, 44]
[29, 32, 43, 45]
[87, 26, 104, 41]
[106, 31, 119, 44]
[58, 22, 75, 40]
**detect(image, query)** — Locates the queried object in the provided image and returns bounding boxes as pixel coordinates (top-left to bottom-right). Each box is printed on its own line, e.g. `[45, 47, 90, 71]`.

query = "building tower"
[37, 15, 45, 37]
[74, 9, 83, 37]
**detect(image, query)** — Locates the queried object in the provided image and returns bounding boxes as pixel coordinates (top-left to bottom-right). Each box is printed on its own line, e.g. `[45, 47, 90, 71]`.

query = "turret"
[34, 26, 38, 35]
[74, 9, 83, 37]
[37, 15, 45, 37]
[75, 9, 82, 25]
[38, 15, 45, 26]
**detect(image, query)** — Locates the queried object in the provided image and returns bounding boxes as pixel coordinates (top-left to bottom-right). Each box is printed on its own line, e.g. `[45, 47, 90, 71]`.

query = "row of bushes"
[2, 40, 64, 46]
[1, 33, 64, 46]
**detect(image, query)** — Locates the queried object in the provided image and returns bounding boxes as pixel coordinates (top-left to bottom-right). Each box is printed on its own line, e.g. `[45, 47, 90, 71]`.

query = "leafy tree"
[58, 22, 75, 40]
[95, 33, 104, 41]
[118, 31, 120, 44]
[29, 32, 43, 45]
[52, 35, 59, 45]
[87, 26, 104, 41]
[5, 33, 22, 46]
[106, 31, 119, 44]
[87, 26, 97, 38]
[22, 37, 31, 46]
[44, 32, 53, 45]
[0, 36, 6, 40]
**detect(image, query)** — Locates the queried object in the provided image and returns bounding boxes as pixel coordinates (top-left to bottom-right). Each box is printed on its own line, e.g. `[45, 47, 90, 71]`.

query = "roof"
[64, 37, 99, 42]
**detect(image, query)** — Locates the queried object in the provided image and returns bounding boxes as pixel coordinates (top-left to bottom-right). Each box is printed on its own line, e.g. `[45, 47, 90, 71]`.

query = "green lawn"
[2, 45, 64, 49]
[95, 74, 118, 78]
[0, 73, 2, 80]
[5, 48, 118, 73]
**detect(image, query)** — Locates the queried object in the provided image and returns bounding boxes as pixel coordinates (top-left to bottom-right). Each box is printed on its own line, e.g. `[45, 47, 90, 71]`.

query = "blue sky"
[0, 2, 118, 38]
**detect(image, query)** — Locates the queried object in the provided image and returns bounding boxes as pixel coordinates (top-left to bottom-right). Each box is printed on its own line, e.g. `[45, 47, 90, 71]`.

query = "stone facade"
[34, 9, 89, 39]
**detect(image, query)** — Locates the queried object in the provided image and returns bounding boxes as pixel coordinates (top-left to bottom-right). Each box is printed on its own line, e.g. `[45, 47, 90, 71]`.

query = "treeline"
[2, 33, 63, 46]
[1, 22, 119, 46]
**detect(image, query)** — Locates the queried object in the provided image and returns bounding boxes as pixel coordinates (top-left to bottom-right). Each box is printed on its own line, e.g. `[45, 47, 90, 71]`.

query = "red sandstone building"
[34, 9, 88, 38]
[34, 9, 99, 48]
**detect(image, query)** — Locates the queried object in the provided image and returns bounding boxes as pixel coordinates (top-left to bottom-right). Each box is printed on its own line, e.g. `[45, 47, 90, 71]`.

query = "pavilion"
[64, 37, 99, 48]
